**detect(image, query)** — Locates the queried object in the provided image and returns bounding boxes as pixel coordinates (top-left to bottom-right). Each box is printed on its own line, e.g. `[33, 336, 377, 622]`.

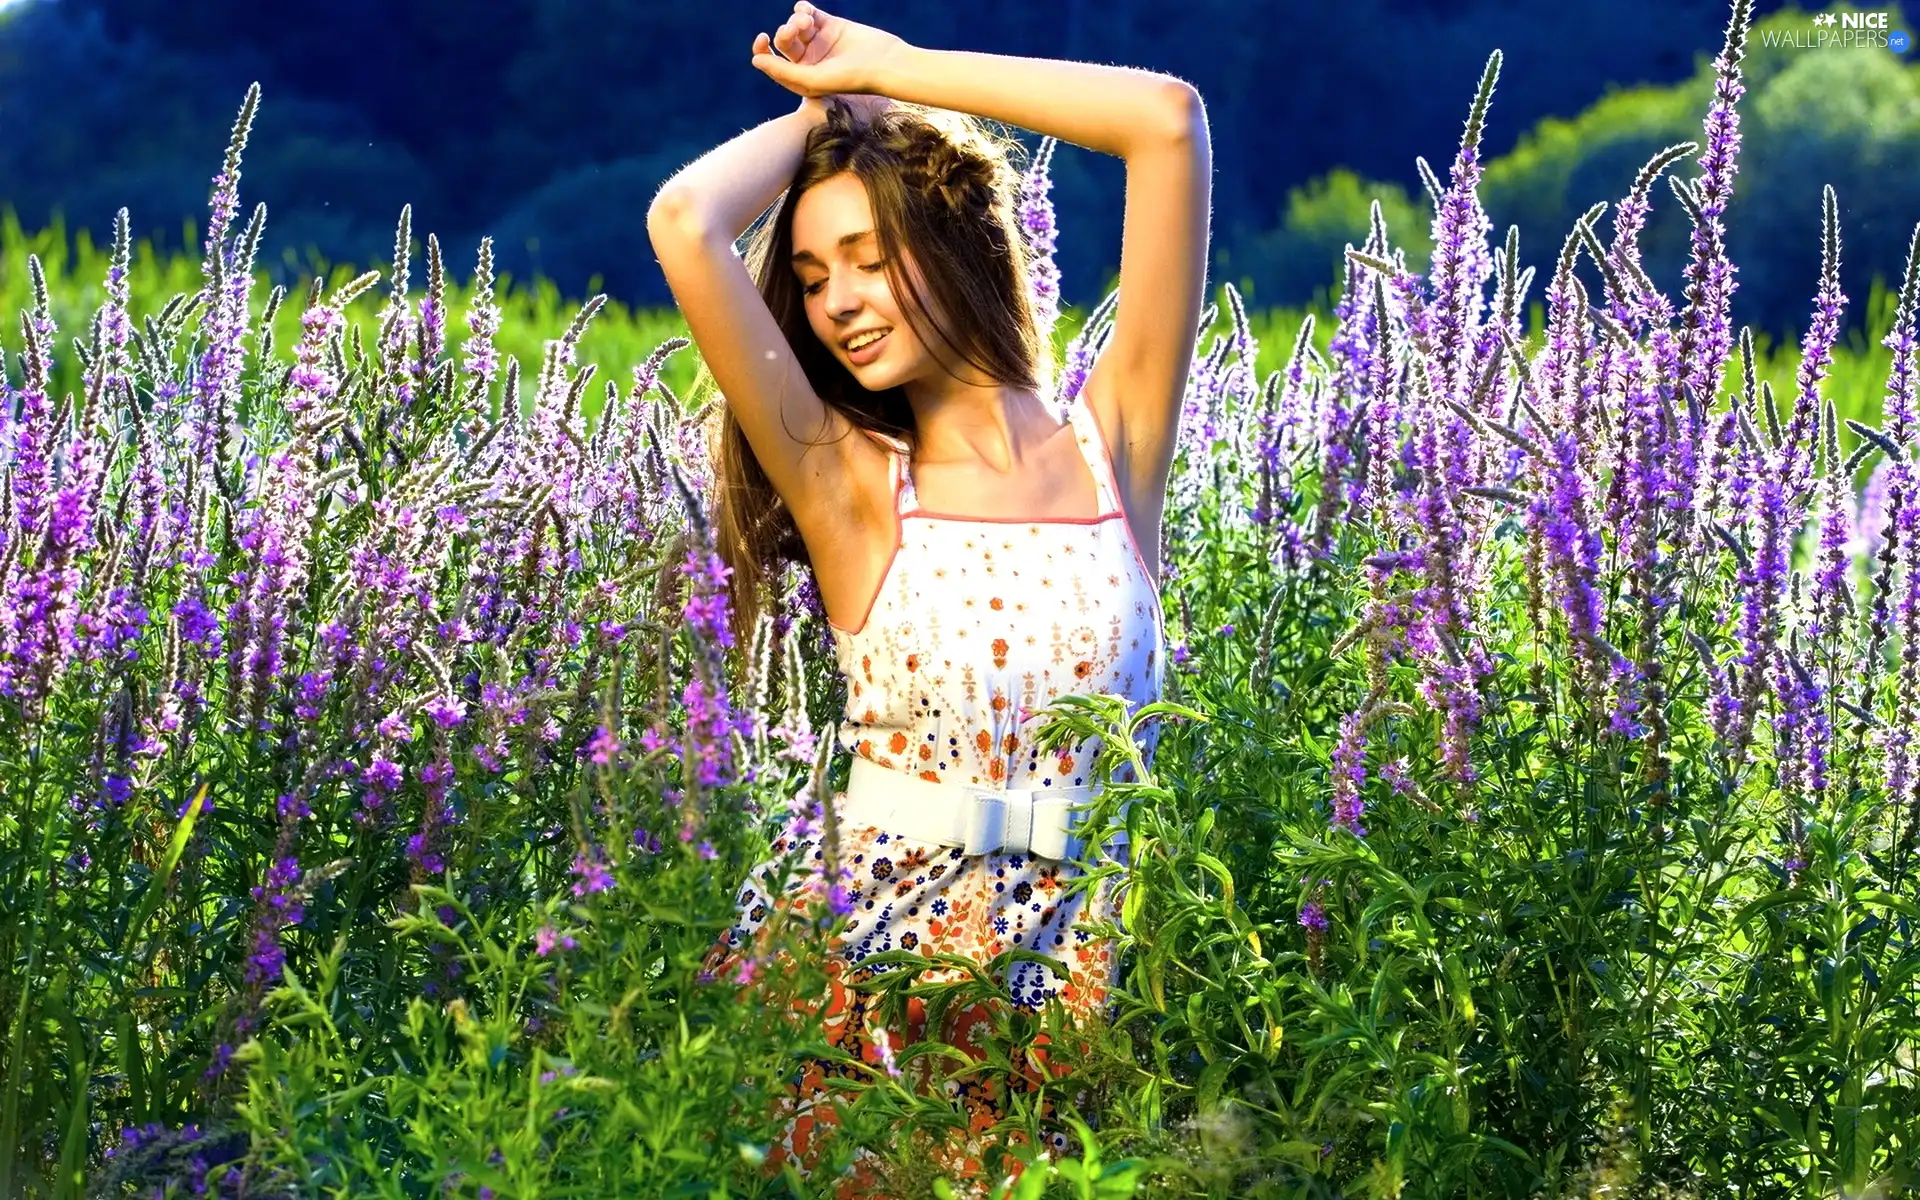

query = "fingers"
[763, 22, 795, 61]
[778, 12, 812, 58]
[758, 4, 817, 63]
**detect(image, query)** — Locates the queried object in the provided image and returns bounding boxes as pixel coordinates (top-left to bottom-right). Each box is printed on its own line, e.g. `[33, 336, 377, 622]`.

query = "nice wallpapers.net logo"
[1757, 9, 1910, 51]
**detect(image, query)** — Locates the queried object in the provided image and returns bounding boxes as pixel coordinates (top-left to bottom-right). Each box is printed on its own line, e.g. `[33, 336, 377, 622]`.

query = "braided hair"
[896, 115, 1019, 220]
[704, 98, 1051, 655]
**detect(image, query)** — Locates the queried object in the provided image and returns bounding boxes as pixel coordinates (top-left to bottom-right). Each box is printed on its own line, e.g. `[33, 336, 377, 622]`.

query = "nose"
[824, 270, 863, 320]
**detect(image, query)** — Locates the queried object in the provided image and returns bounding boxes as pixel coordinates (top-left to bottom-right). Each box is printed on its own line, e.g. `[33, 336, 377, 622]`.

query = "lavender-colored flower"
[173, 593, 222, 650]
[570, 850, 613, 897]
[407, 755, 458, 879]
[381, 205, 420, 408]
[465, 237, 503, 390]
[534, 925, 578, 956]
[1783, 188, 1848, 510]
[1879, 458, 1920, 815]
[1849, 459, 1894, 566]
[827, 881, 856, 918]
[416, 234, 447, 381]
[680, 546, 735, 647]
[232, 299, 345, 730]
[1378, 757, 1413, 800]
[376, 709, 416, 743]
[1421, 53, 1500, 414]
[244, 856, 305, 988]
[1298, 901, 1329, 933]
[1882, 225, 1919, 451]
[1329, 708, 1369, 836]
[204, 1042, 235, 1082]
[0, 280, 119, 712]
[364, 755, 404, 792]
[587, 723, 620, 765]
[294, 670, 334, 723]
[188, 93, 264, 512]
[1016, 137, 1062, 344]
[424, 694, 468, 730]
[1673, 0, 1753, 412]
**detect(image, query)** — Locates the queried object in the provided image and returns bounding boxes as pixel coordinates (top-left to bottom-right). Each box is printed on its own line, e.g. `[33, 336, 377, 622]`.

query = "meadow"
[1, 1, 1917, 1195]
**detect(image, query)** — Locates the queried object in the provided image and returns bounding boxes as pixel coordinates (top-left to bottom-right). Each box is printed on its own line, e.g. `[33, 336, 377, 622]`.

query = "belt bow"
[958, 783, 1087, 859]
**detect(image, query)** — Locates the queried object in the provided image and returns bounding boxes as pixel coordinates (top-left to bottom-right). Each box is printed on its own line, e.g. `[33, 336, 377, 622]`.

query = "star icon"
[1820, 12, 1839, 25]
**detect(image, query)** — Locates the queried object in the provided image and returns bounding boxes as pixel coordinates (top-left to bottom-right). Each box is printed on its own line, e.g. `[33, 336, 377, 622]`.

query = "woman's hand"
[752, 1, 906, 120]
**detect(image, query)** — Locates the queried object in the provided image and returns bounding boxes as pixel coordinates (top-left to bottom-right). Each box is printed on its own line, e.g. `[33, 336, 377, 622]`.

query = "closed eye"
[803, 261, 885, 296]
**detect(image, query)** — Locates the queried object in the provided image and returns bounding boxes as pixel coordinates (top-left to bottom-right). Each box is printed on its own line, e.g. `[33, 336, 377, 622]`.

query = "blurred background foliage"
[0, 0, 1914, 347]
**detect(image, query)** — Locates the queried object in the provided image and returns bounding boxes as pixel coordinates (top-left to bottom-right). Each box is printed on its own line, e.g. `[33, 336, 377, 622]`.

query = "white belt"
[841, 753, 1107, 860]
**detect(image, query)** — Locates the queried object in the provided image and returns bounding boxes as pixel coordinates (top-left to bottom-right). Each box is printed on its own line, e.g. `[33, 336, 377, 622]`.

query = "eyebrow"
[790, 230, 876, 266]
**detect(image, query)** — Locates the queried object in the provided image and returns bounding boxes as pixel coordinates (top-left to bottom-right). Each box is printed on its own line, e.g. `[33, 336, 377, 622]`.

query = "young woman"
[646, 2, 1209, 1191]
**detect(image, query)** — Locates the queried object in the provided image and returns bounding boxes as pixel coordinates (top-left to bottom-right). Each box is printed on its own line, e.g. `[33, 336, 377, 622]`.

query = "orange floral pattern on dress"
[704, 396, 1164, 1197]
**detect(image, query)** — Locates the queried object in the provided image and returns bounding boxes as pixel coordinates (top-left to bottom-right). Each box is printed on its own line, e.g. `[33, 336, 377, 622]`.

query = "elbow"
[647, 188, 704, 240]
[1153, 81, 1204, 144]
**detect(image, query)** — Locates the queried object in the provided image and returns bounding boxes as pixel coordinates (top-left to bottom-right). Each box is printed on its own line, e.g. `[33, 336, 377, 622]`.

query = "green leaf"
[54, 1056, 90, 1200]
[1857, 890, 1920, 922]
[1731, 888, 1809, 933]
[1197, 1057, 1234, 1111]
[124, 782, 211, 957]
[1442, 952, 1477, 1027]
[1755, 1100, 1810, 1152]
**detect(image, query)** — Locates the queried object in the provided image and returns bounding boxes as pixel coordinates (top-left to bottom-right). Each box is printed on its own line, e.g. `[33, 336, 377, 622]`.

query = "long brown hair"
[695, 98, 1053, 652]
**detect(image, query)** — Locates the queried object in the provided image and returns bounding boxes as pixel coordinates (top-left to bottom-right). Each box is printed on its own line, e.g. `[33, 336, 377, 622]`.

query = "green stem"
[1, 730, 53, 1193]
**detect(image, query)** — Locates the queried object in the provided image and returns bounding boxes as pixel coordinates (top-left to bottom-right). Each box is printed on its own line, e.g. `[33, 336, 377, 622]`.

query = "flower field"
[1, 1, 1917, 1195]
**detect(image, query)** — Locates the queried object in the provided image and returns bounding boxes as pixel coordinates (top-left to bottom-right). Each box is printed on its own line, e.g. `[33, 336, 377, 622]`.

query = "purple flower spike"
[570, 850, 613, 897]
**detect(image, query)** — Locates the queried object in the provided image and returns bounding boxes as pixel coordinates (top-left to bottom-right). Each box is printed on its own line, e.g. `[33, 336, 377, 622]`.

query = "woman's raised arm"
[648, 98, 827, 245]
[800, 9, 1211, 535]
[645, 99, 882, 560]
[751, 1, 1195, 158]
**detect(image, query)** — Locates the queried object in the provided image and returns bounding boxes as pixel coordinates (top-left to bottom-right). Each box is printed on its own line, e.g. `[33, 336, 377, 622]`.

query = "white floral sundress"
[704, 393, 1165, 1196]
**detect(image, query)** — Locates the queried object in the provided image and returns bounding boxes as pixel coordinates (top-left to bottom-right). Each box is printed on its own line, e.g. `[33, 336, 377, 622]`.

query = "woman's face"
[790, 172, 947, 389]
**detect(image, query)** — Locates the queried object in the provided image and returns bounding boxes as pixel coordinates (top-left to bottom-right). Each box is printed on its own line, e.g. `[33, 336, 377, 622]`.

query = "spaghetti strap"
[855, 425, 910, 455]
[855, 425, 917, 515]
[1066, 397, 1123, 516]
